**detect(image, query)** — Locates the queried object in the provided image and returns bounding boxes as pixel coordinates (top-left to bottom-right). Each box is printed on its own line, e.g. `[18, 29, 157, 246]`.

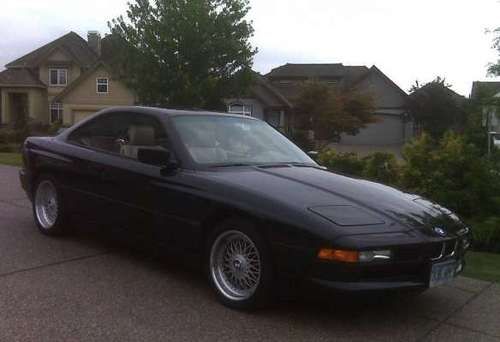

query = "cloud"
[1, 0, 499, 95]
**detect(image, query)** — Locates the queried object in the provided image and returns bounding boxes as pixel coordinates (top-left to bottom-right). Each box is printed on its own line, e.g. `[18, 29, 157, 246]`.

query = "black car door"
[65, 111, 209, 249]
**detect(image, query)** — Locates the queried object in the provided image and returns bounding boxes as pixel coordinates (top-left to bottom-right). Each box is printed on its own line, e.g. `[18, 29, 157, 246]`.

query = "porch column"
[0, 90, 9, 124]
[279, 110, 285, 132]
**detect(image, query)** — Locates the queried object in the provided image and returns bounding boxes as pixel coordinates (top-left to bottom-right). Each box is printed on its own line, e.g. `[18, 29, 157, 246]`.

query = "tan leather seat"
[121, 125, 156, 159]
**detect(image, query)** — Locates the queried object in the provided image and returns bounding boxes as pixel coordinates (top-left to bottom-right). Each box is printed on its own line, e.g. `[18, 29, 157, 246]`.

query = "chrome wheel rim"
[210, 230, 261, 301]
[34, 180, 58, 229]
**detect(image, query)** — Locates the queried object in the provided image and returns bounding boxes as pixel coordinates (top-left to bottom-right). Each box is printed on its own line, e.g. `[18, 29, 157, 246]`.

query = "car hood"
[207, 165, 465, 236]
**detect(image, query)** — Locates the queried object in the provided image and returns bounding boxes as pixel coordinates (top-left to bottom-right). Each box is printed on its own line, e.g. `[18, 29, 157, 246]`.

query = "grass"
[464, 251, 500, 283]
[0, 153, 22, 167]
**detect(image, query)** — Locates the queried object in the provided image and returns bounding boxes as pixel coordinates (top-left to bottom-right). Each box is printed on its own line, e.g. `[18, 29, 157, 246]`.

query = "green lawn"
[0, 153, 22, 167]
[464, 251, 500, 283]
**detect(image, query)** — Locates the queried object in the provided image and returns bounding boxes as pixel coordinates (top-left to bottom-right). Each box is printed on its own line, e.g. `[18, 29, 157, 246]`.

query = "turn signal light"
[317, 248, 359, 263]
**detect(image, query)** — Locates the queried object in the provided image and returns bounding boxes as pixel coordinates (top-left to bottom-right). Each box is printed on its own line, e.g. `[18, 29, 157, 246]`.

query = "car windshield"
[172, 115, 316, 166]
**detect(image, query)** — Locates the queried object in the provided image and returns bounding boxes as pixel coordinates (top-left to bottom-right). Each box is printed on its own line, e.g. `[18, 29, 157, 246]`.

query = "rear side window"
[68, 112, 169, 161]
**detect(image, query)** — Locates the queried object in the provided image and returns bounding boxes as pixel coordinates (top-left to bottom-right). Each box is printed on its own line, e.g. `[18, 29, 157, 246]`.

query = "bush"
[0, 125, 33, 143]
[0, 144, 21, 153]
[472, 217, 500, 253]
[362, 152, 400, 186]
[317, 149, 401, 185]
[401, 132, 500, 218]
[290, 129, 315, 152]
[0, 129, 14, 145]
[317, 150, 365, 177]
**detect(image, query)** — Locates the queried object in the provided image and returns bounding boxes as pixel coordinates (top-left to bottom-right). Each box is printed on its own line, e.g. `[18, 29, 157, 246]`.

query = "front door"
[9, 93, 28, 128]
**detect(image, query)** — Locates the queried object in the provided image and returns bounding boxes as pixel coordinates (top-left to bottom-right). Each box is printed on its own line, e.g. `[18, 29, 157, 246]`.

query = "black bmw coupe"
[20, 107, 471, 309]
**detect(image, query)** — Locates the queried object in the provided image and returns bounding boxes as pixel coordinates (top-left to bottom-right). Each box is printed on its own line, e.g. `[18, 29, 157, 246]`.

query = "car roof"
[99, 106, 258, 120]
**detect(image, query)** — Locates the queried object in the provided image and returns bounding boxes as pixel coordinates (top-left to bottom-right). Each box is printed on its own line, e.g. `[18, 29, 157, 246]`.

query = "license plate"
[429, 260, 457, 288]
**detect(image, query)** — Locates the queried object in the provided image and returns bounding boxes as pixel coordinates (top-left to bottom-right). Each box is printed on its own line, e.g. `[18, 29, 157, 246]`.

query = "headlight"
[317, 248, 392, 263]
[359, 250, 392, 262]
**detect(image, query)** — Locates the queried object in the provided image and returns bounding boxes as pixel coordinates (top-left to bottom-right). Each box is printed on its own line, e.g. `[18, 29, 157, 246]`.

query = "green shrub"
[47, 122, 63, 136]
[0, 128, 16, 144]
[401, 132, 500, 218]
[317, 150, 365, 177]
[362, 152, 401, 186]
[472, 217, 500, 253]
[0, 144, 21, 153]
[317, 149, 401, 184]
[290, 129, 315, 151]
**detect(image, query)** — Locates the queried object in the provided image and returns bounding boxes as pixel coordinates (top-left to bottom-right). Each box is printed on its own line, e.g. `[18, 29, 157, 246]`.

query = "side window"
[68, 112, 169, 163]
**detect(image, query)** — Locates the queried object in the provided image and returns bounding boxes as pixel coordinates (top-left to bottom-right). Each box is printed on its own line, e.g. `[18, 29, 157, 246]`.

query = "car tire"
[207, 218, 273, 310]
[32, 175, 68, 236]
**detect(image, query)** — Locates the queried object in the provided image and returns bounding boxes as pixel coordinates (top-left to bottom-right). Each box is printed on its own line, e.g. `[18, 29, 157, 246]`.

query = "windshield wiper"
[212, 163, 254, 168]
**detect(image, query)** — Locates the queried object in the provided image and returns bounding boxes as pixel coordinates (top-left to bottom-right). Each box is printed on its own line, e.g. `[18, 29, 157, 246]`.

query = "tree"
[294, 81, 376, 145]
[108, 0, 256, 109]
[464, 85, 500, 155]
[409, 77, 466, 139]
[488, 27, 500, 76]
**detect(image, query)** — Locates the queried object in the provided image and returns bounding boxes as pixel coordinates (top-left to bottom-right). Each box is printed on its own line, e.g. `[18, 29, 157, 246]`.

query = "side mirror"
[137, 148, 177, 173]
[307, 150, 319, 159]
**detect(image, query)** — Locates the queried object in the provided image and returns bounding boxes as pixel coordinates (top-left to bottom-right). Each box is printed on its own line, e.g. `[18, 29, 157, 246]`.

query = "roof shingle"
[471, 81, 500, 99]
[266, 63, 347, 79]
[5, 31, 97, 68]
[0, 68, 45, 87]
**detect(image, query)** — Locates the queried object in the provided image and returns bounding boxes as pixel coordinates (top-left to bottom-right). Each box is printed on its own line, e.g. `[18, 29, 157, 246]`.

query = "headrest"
[128, 125, 155, 146]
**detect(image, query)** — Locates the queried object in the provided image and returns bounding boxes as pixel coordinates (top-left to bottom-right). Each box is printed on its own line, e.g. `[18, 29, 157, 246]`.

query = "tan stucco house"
[0, 31, 135, 127]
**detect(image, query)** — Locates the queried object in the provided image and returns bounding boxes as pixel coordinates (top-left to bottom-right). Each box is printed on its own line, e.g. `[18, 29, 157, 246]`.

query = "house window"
[267, 111, 282, 128]
[228, 103, 252, 116]
[49, 68, 67, 86]
[96, 78, 109, 94]
[50, 103, 63, 123]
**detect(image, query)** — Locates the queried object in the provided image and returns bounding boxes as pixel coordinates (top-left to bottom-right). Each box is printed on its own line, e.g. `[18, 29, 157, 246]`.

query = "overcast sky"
[0, 0, 499, 96]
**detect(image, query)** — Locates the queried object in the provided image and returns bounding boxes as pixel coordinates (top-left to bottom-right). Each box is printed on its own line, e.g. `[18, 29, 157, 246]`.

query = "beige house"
[0, 31, 135, 127]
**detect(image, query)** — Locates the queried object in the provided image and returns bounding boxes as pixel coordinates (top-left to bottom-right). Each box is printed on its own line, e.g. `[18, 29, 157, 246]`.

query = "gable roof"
[470, 81, 500, 99]
[266, 63, 347, 79]
[352, 65, 408, 98]
[0, 68, 46, 87]
[261, 63, 408, 107]
[52, 61, 109, 102]
[251, 72, 293, 108]
[5, 31, 98, 68]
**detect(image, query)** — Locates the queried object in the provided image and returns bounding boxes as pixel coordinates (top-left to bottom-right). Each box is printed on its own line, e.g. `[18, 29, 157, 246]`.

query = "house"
[0, 31, 135, 127]
[226, 63, 412, 155]
[471, 81, 500, 132]
[471, 82, 500, 147]
[224, 72, 294, 132]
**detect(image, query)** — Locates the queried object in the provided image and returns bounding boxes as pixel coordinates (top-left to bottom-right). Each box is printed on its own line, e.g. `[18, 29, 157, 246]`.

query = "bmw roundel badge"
[433, 227, 447, 237]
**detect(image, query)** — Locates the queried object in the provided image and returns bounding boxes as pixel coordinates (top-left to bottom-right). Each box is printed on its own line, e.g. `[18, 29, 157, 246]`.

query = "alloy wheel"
[210, 230, 262, 301]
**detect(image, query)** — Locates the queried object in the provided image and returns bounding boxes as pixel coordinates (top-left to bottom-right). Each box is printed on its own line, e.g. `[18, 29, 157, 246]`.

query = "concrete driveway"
[0, 164, 499, 342]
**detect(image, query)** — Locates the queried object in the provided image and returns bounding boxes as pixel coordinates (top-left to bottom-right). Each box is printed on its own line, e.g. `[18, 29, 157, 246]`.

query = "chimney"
[87, 31, 101, 56]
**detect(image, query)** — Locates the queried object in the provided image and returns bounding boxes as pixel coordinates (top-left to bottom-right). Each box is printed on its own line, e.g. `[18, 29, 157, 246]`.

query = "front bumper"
[307, 257, 465, 292]
[305, 235, 469, 293]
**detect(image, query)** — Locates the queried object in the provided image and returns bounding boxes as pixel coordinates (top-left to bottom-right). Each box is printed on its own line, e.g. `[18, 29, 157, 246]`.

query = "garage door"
[73, 110, 96, 123]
